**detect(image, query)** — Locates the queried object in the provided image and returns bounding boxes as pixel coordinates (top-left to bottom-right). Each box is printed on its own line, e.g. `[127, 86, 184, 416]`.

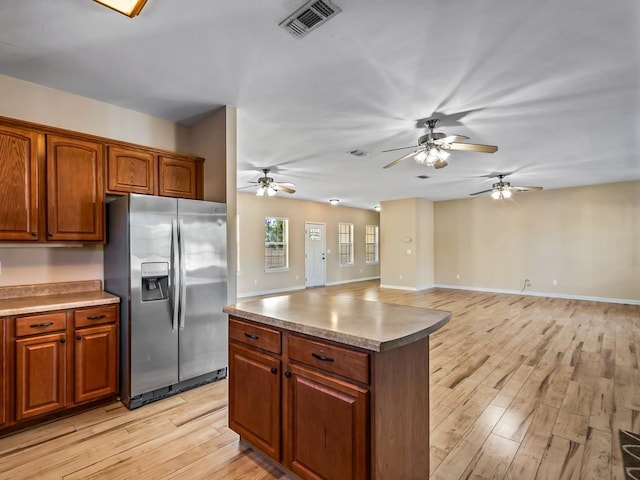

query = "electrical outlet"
[553, 279, 558, 286]
[456, 274, 460, 280]
[525, 279, 531, 287]
[399, 274, 403, 280]
[253, 279, 257, 285]
[295, 274, 299, 280]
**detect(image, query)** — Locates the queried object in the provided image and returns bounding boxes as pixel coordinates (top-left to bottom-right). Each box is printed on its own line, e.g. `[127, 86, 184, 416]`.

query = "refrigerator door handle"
[179, 218, 187, 330]
[171, 219, 180, 331]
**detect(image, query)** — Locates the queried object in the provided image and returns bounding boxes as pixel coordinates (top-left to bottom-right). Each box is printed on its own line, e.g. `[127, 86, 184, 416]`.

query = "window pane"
[338, 223, 353, 265]
[265, 217, 288, 270]
[365, 224, 379, 263]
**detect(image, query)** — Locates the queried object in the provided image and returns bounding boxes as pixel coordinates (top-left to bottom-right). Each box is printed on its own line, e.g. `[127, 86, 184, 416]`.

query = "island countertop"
[223, 292, 450, 352]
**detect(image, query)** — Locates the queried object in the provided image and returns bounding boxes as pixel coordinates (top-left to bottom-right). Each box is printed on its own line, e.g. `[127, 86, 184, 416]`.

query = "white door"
[305, 222, 326, 287]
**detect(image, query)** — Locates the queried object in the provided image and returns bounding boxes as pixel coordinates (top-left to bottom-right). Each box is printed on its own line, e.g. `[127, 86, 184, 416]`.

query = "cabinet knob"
[31, 231, 37, 237]
[60, 337, 66, 344]
[47, 231, 53, 237]
[270, 367, 278, 374]
[76, 335, 82, 340]
[284, 371, 292, 378]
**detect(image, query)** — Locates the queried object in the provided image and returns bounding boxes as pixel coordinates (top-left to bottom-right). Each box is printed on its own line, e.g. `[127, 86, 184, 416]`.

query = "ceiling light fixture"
[329, 199, 340, 206]
[256, 185, 277, 197]
[374, 205, 381, 212]
[93, 0, 149, 17]
[491, 187, 512, 200]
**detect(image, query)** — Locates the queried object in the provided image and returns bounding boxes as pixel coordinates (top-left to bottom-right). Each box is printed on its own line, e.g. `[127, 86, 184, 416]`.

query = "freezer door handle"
[172, 219, 180, 331]
[179, 218, 187, 330]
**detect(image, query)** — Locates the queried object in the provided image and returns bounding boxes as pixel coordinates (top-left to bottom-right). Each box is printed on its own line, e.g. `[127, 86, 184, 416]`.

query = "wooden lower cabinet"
[0, 318, 6, 426]
[15, 331, 67, 421]
[228, 315, 431, 480]
[229, 317, 371, 480]
[1, 303, 119, 431]
[228, 343, 281, 460]
[74, 323, 117, 404]
[285, 364, 368, 480]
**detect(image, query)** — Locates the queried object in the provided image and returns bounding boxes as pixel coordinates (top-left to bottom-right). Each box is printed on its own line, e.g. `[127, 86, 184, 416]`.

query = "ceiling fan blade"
[275, 182, 296, 189]
[383, 149, 420, 169]
[469, 189, 494, 196]
[381, 144, 418, 153]
[433, 159, 448, 169]
[510, 186, 543, 192]
[238, 185, 257, 190]
[435, 135, 469, 145]
[272, 183, 295, 194]
[446, 142, 498, 153]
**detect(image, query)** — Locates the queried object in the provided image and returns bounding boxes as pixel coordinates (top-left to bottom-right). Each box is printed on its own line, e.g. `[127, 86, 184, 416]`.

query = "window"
[338, 223, 354, 266]
[265, 217, 288, 271]
[365, 225, 379, 264]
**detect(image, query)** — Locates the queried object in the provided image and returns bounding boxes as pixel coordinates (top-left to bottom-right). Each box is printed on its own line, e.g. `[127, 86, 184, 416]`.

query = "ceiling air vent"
[280, 0, 342, 38]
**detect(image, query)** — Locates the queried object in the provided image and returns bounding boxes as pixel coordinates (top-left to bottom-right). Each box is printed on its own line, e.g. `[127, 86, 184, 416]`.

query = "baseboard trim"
[238, 276, 381, 298]
[324, 276, 381, 287]
[379, 283, 435, 292]
[237, 285, 306, 299]
[433, 284, 640, 305]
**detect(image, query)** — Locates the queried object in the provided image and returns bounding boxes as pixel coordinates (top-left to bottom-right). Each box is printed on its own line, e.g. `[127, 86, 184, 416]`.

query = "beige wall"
[434, 181, 640, 302]
[380, 198, 434, 290]
[237, 193, 380, 296]
[190, 106, 238, 303]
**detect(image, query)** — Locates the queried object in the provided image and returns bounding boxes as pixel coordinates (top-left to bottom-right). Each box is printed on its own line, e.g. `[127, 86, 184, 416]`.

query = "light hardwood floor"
[1, 281, 638, 479]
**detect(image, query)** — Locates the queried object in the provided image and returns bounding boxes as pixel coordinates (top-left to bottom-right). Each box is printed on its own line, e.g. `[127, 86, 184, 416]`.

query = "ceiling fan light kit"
[383, 119, 498, 170]
[241, 168, 296, 197]
[329, 198, 340, 206]
[471, 174, 543, 199]
[93, 0, 149, 17]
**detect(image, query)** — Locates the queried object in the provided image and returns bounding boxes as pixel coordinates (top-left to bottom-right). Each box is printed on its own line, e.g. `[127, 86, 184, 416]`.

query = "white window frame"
[265, 217, 289, 272]
[338, 223, 354, 266]
[365, 225, 379, 264]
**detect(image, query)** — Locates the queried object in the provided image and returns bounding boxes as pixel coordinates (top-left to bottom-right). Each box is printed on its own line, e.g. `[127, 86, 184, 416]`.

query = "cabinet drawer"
[15, 312, 67, 337]
[74, 305, 118, 328]
[229, 318, 281, 354]
[288, 334, 370, 384]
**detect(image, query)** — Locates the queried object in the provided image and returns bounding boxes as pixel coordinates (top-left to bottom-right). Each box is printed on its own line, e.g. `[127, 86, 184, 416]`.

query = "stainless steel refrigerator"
[104, 193, 227, 409]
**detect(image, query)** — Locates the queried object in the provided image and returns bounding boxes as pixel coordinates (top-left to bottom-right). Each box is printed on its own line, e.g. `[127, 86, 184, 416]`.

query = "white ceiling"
[0, 0, 638, 209]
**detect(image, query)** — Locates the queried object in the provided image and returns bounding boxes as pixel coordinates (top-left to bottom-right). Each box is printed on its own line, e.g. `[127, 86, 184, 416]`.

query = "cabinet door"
[16, 333, 66, 420]
[229, 343, 281, 460]
[0, 124, 41, 241]
[106, 145, 156, 195]
[285, 364, 369, 480]
[46, 135, 104, 241]
[75, 323, 117, 403]
[158, 155, 198, 199]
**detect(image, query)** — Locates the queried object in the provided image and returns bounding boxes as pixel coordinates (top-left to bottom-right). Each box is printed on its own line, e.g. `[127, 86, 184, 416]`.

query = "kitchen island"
[223, 291, 450, 480]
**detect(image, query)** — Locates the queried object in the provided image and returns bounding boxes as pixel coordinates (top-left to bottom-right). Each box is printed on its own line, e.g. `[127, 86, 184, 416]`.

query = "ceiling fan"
[241, 168, 296, 197]
[470, 174, 543, 199]
[383, 119, 498, 170]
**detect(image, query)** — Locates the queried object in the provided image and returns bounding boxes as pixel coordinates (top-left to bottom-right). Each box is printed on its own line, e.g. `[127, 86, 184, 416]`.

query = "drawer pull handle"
[31, 322, 54, 328]
[244, 332, 259, 340]
[86, 315, 106, 320]
[312, 352, 335, 363]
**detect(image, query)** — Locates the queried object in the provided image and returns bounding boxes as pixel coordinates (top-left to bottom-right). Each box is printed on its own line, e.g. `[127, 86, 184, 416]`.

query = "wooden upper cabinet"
[0, 124, 41, 241]
[106, 145, 156, 195]
[46, 135, 104, 242]
[158, 155, 200, 199]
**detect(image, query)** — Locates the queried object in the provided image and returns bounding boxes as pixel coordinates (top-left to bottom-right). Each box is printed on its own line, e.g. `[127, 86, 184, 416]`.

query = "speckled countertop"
[0, 280, 120, 316]
[223, 292, 450, 352]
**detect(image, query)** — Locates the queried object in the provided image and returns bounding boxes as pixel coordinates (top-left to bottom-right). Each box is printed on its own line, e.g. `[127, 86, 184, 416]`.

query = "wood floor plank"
[0, 281, 636, 480]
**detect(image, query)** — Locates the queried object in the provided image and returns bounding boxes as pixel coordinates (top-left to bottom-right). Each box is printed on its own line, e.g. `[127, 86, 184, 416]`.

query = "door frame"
[304, 222, 326, 288]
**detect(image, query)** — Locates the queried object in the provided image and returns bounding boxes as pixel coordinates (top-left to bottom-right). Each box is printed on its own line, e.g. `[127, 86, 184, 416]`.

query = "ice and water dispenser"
[141, 262, 169, 302]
